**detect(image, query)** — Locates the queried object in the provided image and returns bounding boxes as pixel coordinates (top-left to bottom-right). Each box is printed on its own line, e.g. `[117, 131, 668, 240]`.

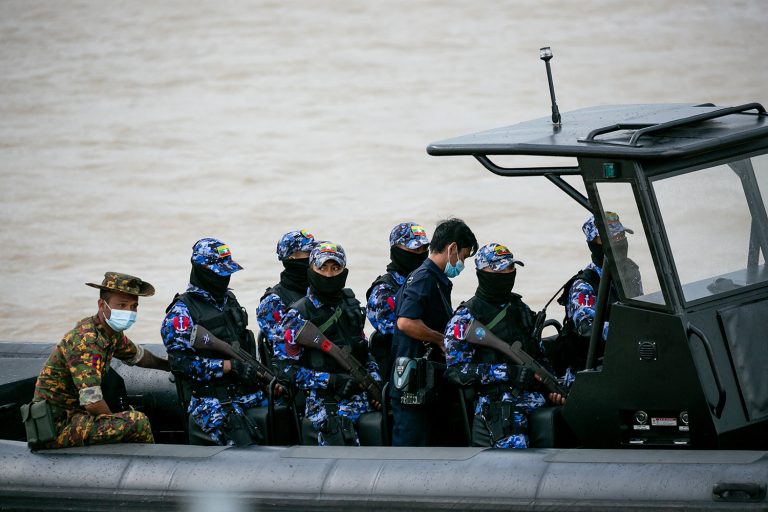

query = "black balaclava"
[387, 246, 428, 276]
[307, 267, 349, 305]
[588, 240, 604, 268]
[475, 269, 517, 304]
[190, 263, 231, 300]
[280, 258, 310, 292]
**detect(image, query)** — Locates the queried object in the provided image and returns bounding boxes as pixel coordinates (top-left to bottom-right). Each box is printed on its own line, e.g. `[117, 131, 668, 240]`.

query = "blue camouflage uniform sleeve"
[161, 301, 225, 382]
[256, 293, 287, 349]
[443, 306, 509, 387]
[273, 308, 331, 390]
[366, 282, 397, 335]
[567, 278, 597, 337]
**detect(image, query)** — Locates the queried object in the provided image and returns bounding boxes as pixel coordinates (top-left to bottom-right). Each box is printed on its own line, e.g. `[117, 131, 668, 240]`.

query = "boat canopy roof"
[427, 103, 768, 160]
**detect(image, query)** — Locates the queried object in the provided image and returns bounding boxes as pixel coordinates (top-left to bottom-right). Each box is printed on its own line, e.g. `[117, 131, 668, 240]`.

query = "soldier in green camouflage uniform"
[33, 272, 169, 448]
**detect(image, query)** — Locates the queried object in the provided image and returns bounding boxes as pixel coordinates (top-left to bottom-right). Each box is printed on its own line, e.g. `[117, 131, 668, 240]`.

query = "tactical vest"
[365, 272, 398, 303]
[260, 282, 306, 310]
[464, 294, 537, 366]
[293, 289, 367, 374]
[365, 272, 401, 382]
[168, 290, 256, 393]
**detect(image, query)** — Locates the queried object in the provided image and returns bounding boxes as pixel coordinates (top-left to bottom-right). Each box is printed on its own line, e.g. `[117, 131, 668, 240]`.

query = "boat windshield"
[652, 151, 768, 303]
[595, 182, 665, 305]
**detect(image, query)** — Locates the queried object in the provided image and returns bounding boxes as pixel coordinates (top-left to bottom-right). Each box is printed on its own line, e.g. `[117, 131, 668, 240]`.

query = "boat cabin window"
[652, 152, 768, 303]
[594, 182, 666, 305]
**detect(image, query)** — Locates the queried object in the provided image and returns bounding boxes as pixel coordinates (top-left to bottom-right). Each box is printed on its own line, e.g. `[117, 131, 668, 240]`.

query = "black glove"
[508, 365, 535, 390]
[230, 359, 261, 386]
[329, 373, 359, 399]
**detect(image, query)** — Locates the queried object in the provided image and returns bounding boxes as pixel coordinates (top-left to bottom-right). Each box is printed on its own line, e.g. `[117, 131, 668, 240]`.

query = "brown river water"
[1, 0, 766, 343]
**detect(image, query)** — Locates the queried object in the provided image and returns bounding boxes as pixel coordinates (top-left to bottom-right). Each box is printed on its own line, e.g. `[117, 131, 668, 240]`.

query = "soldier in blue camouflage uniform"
[276, 242, 381, 446]
[556, 212, 639, 385]
[365, 222, 429, 384]
[443, 244, 548, 449]
[33, 272, 169, 448]
[162, 238, 269, 446]
[256, 229, 315, 359]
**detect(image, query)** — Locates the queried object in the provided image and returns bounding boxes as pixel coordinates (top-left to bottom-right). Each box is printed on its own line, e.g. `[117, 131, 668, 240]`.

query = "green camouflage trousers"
[49, 410, 154, 448]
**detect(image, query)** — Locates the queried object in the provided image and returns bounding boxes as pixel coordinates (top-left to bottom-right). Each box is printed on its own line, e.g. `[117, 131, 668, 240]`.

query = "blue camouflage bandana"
[389, 222, 429, 249]
[276, 229, 315, 261]
[191, 238, 243, 276]
[310, 241, 346, 268]
[474, 243, 524, 271]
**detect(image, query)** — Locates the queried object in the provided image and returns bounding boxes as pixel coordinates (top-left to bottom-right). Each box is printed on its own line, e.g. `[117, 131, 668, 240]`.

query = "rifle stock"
[465, 319, 569, 398]
[294, 321, 383, 403]
[190, 324, 276, 382]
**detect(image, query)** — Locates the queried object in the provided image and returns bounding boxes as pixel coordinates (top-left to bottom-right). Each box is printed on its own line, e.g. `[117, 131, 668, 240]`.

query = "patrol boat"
[1, 51, 767, 510]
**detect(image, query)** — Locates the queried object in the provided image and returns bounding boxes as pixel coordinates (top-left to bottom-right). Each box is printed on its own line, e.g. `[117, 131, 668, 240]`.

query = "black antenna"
[539, 47, 561, 126]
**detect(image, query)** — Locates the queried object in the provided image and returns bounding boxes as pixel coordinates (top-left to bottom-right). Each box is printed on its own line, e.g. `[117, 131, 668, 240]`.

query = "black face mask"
[307, 267, 349, 304]
[475, 269, 517, 304]
[588, 240, 604, 268]
[190, 264, 231, 300]
[280, 258, 310, 292]
[388, 246, 428, 276]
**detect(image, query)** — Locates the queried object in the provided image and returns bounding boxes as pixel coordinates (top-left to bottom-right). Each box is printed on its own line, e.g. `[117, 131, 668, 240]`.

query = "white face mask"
[103, 302, 137, 332]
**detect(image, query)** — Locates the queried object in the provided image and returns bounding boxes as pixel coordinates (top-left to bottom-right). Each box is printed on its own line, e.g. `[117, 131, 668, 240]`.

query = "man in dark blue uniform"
[390, 218, 478, 446]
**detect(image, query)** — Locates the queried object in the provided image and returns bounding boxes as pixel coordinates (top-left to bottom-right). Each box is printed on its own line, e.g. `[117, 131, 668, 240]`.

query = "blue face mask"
[103, 303, 137, 332]
[444, 245, 465, 279]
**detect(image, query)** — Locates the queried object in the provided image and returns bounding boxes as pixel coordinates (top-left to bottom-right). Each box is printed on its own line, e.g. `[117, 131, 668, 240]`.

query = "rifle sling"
[318, 306, 343, 333]
[485, 304, 510, 331]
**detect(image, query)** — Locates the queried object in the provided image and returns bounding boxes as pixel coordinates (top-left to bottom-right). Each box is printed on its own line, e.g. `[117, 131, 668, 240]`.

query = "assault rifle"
[190, 325, 277, 384]
[465, 319, 569, 398]
[294, 320, 384, 403]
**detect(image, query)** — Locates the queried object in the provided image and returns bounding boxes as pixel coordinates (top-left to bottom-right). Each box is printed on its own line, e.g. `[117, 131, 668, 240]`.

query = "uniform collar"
[388, 270, 406, 286]
[307, 288, 324, 309]
[424, 258, 452, 287]
[586, 261, 603, 277]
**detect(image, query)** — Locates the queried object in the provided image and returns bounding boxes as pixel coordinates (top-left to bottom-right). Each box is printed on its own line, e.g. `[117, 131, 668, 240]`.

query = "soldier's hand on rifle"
[230, 359, 262, 386]
[549, 392, 566, 405]
[329, 373, 359, 399]
[508, 364, 535, 390]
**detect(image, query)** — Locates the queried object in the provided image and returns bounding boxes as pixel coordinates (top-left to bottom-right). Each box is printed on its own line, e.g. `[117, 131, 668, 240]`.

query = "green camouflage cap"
[86, 272, 155, 297]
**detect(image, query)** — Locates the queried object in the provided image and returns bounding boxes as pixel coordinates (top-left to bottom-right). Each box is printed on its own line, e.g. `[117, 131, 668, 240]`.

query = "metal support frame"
[473, 155, 592, 212]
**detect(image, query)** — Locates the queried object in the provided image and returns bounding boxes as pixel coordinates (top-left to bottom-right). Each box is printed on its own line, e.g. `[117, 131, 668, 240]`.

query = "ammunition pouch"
[222, 407, 264, 446]
[393, 357, 444, 406]
[473, 401, 523, 447]
[20, 400, 62, 448]
[482, 381, 519, 400]
[190, 383, 234, 402]
[321, 414, 357, 446]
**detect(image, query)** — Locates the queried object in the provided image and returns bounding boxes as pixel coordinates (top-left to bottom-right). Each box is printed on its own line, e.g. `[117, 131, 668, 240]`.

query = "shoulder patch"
[173, 315, 191, 332]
